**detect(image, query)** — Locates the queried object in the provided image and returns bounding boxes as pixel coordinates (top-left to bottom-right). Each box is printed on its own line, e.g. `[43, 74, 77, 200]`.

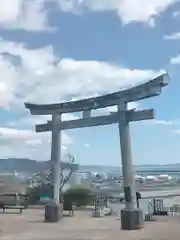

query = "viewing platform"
[1, 208, 180, 239]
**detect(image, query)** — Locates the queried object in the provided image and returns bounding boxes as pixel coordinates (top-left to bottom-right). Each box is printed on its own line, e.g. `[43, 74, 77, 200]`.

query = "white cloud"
[0, 38, 164, 159]
[114, 0, 177, 25]
[0, 0, 50, 31]
[170, 54, 180, 64]
[92, 101, 139, 117]
[0, 126, 72, 160]
[0, 0, 22, 23]
[84, 143, 90, 148]
[145, 119, 180, 127]
[6, 121, 18, 127]
[26, 139, 42, 146]
[17, 113, 78, 129]
[153, 120, 175, 125]
[0, 0, 177, 31]
[174, 129, 180, 134]
[164, 32, 180, 40]
[0, 127, 34, 140]
[0, 38, 163, 109]
[108, 102, 139, 112]
[150, 120, 177, 125]
[56, 0, 178, 25]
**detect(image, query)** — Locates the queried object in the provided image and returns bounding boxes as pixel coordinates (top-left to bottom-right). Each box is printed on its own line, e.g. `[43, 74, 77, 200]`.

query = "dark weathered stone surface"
[121, 208, 144, 230]
[44, 203, 63, 222]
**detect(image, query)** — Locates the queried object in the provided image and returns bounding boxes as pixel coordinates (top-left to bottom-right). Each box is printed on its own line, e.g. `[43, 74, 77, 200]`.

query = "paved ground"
[1, 209, 180, 239]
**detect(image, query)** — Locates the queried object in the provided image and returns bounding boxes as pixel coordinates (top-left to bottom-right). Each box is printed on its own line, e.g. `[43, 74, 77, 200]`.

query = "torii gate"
[25, 73, 170, 230]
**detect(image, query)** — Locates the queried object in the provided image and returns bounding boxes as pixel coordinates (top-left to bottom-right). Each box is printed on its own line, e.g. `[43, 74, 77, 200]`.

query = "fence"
[147, 198, 168, 215]
[109, 194, 180, 217]
[140, 197, 180, 216]
[92, 195, 108, 210]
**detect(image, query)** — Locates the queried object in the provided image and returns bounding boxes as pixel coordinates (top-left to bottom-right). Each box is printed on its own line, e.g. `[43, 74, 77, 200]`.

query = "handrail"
[142, 193, 180, 199]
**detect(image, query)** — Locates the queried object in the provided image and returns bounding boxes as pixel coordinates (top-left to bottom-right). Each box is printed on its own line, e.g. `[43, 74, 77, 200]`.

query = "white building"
[134, 175, 145, 182]
[68, 173, 83, 186]
[157, 174, 172, 182]
[145, 175, 158, 182]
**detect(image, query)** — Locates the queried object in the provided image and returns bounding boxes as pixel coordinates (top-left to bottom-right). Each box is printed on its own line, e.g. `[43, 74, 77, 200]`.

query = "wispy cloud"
[173, 129, 180, 134]
[170, 54, 180, 64]
[146, 119, 180, 126]
[52, 0, 179, 26]
[84, 143, 90, 148]
[172, 11, 180, 18]
[0, 0, 50, 32]
[164, 32, 180, 40]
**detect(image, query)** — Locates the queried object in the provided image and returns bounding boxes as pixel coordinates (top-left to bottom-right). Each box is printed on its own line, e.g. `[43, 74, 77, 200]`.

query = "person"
[136, 191, 141, 208]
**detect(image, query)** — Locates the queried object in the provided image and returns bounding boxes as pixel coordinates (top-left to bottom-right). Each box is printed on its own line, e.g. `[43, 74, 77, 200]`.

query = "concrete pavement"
[0, 208, 180, 239]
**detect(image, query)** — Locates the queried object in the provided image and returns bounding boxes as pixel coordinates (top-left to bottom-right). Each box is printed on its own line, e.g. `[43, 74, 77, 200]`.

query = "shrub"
[27, 184, 96, 206]
[63, 186, 95, 206]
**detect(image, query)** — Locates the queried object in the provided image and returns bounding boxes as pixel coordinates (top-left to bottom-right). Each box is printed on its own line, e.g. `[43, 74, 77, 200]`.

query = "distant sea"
[80, 164, 180, 175]
[80, 165, 121, 174]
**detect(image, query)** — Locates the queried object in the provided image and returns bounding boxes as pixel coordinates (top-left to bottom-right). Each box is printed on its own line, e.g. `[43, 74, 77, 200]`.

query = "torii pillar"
[118, 102, 143, 230]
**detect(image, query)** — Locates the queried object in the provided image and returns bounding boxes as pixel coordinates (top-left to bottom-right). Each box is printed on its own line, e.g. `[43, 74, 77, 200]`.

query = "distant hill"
[0, 158, 180, 174]
[0, 158, 79, 173]
[80, 163, 180, 174]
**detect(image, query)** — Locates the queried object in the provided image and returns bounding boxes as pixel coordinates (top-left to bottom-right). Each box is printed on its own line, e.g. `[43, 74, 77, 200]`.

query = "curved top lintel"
[25, 73, 170, 115]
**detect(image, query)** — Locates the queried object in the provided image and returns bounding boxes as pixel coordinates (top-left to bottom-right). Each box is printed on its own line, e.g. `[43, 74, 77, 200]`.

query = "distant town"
[0, 158, 180, 201]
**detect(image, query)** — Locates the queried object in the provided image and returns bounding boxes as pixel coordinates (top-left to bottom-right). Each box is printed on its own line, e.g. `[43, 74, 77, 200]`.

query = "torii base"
[44, 202, 63, 222]
[121, 208, 144, 230]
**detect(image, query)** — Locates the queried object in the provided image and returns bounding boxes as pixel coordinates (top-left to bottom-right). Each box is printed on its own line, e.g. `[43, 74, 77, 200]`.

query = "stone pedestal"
[121, 208, 144, 230]
[144, 213, 153, 221]
[44, 202, 63, 222]
[92, 209, 104, 218]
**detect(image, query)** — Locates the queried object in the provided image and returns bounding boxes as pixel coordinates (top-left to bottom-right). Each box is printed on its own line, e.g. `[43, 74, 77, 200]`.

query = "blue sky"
[0, 0, 180, 166]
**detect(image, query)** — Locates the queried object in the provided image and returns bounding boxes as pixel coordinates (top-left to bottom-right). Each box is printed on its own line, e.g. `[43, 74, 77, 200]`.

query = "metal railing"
[140, 196, 180, 216]
[108, 194, 180, 217]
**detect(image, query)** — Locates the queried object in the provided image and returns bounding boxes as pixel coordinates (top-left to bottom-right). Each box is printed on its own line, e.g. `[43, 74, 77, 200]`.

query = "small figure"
[136, 191, 141, 208]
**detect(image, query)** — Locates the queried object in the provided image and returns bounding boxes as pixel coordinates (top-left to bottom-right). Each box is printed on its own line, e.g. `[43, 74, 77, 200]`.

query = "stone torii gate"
[25, 73, 170, 230]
